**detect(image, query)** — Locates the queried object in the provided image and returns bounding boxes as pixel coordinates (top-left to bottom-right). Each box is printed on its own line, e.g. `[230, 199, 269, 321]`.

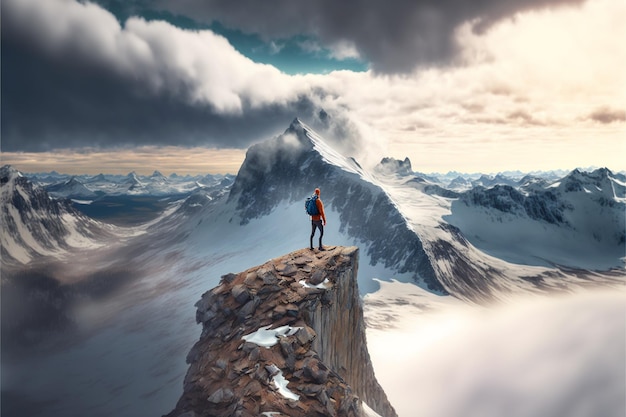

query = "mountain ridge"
[0, 165, 113, 265]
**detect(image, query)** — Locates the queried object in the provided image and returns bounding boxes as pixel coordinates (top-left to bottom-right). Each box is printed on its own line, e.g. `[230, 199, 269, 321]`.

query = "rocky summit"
[165, 246, 396, 417]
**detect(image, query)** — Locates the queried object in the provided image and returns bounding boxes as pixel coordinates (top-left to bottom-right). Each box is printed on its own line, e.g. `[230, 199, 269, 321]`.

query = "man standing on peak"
[309, 188, 327, 251]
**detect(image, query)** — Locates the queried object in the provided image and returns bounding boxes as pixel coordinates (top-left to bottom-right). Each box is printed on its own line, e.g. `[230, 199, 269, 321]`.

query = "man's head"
[315, 188, 320, 196]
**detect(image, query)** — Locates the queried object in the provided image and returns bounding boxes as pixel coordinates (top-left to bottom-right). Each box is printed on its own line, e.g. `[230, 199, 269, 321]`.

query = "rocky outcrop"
[166, 246, 396, 417]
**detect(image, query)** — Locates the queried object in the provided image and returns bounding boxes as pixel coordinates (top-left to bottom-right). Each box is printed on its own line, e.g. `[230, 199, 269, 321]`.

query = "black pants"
[310, 220, 323, 248]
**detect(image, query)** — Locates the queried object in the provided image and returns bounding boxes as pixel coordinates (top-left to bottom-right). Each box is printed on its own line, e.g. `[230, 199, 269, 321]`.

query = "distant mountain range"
[24, 162, 624, 199]
[24, 170, 235, 200]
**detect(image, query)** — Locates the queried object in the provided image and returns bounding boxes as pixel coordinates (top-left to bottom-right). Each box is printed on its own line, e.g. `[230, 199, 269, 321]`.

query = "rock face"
[166, 246, 396, 417]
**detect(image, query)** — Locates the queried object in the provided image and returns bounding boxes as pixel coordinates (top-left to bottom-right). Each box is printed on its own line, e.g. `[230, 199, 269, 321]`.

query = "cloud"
[308, 0, 626, 172]
[327, 40, 361, 61]
[162, 0, 587, 73]
[588, 108, 626, 124]
[0, 147, 246, 175]
[2, 0, 624, 174]
[368, 290, 626, 417]
[1, 0, 322, 152]
[0, 0, 381, 163]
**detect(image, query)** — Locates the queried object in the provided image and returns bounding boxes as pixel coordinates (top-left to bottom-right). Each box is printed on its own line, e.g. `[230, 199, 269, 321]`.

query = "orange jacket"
[312, 197, 326, 223]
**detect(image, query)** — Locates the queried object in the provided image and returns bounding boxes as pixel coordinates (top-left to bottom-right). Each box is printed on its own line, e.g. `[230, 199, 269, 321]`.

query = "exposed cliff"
[166, 246, 396, 417]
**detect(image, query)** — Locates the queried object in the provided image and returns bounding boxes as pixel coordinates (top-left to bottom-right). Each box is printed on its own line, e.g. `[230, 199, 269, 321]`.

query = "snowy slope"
[150, 121, 624, 303]
[445, 168, 625, 270]
[0, 165, 117, 264]
[374, 164, 624, 303]
[143, 120, 440, 294]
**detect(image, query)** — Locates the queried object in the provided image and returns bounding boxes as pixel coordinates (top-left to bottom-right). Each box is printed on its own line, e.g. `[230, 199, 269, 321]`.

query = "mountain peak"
[88, 173, 107, 182]
[286, 117, 310, 139]
[291, 116, 303, 127]
[591, 167, 613, 179]
[376, 157, 413, 176]
[1, 164, 22, 181]
[230, 118, 373, 224]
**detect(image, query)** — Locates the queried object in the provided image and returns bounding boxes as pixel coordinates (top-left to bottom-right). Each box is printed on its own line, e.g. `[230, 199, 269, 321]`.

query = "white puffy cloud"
[4, 0, 311, 114]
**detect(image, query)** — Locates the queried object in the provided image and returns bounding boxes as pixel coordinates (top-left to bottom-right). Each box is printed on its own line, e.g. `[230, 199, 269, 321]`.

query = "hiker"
[309, 188, 327, 250]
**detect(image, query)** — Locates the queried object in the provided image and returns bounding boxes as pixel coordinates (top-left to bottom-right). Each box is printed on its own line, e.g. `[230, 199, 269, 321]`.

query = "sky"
[1, 0, 625, 175]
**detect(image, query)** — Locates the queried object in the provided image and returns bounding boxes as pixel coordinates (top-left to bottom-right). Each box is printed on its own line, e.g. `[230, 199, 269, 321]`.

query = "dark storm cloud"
[1, 0, 321, 152]
[1, 40, 313, 151]
[163, 0, 586, 73]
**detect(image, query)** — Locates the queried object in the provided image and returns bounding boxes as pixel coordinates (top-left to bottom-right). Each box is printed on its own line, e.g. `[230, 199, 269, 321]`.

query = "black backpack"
[305, 195, 319, 215]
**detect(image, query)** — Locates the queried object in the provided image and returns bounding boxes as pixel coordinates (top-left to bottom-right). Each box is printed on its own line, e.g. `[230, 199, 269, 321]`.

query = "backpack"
[305, 195, 319, 215]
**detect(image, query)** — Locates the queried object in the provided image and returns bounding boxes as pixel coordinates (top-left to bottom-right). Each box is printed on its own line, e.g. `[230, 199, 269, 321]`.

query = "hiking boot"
[318, 246, 325, 251]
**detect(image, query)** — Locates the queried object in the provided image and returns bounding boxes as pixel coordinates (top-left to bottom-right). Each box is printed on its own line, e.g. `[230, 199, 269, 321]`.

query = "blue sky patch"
[97, 0, 367, 75]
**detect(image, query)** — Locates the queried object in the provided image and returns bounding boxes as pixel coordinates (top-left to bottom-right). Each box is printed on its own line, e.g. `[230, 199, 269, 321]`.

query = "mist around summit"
[1, 120, 624, 417]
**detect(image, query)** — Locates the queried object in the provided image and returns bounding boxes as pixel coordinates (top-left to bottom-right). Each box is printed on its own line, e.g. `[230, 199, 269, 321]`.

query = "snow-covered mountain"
[0, 166, 113, 265]
[144, 119, 441, 294]
[149, 170, 168, 183]
[45, 176, 98, 199]
[471, 173, 519, 188]
[374, 157, 414, 177]
[447, 175, 472, 190]
[446, 167, 625, 272]
[149, 119, 623, 302]
[29, 170, 236, 199]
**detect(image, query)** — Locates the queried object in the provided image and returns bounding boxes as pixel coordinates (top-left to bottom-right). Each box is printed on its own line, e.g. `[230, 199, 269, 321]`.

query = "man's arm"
[317, 199, 327, 225]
